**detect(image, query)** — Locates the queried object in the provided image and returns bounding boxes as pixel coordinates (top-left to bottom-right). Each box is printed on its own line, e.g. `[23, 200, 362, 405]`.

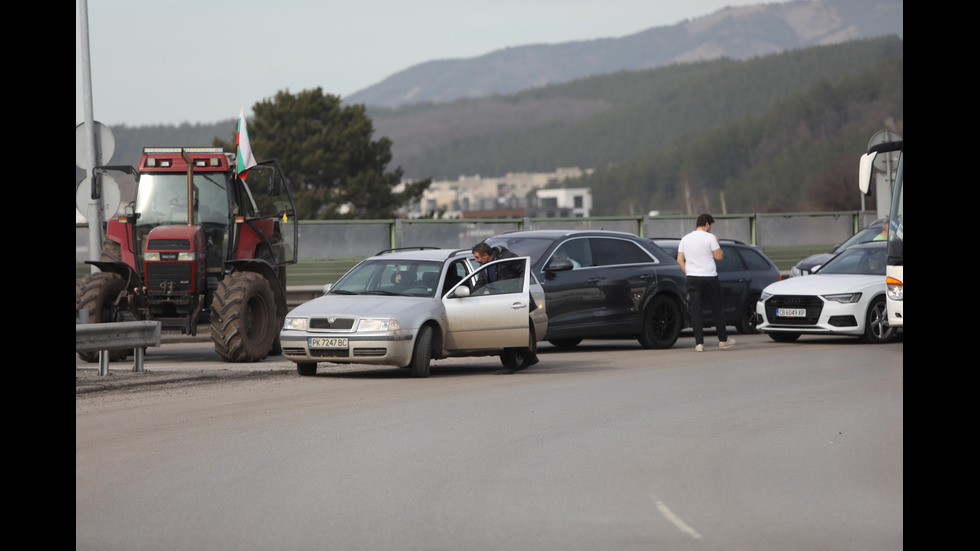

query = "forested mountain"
[347, 0, 902, 109]
[372, 36, 902, 178]
[577, 41, 903, 215]
[372, 36, 902, 215]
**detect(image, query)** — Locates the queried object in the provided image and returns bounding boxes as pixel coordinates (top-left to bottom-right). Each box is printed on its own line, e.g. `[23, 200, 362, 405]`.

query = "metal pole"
[99, 349, 109, 376]
[79, 0, 104, 267]
[133, 347, 145, 372]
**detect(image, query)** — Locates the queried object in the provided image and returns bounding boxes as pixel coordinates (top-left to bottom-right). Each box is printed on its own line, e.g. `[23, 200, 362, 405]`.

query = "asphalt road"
[76, 332, 903, 551]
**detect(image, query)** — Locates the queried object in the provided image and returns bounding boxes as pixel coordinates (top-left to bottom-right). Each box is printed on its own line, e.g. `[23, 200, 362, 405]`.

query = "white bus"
[859, 140, 903, 328]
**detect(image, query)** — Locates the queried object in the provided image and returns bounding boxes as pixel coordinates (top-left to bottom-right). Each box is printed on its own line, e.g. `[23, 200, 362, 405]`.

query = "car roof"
[369, 248, 472, 261]
[652, 237, 749, 246]
[494, 229, 642, 239]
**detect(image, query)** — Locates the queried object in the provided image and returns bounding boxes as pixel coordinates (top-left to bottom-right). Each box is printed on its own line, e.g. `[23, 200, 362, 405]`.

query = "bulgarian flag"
[236, 108, 257, 180]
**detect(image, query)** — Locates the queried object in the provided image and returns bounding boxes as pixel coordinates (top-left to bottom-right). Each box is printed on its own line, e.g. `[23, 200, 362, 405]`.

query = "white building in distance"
[399, 167, 593, 218]
[535, 187, 592, 218]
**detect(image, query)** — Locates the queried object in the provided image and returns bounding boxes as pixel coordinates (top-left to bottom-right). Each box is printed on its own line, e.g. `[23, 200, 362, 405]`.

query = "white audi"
[756, 241, 896, 343]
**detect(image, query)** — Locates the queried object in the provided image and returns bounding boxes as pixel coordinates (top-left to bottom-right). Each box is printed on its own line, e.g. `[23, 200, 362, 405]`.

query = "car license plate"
[776, 308, 806, 318]
[309, 337, 348, 349]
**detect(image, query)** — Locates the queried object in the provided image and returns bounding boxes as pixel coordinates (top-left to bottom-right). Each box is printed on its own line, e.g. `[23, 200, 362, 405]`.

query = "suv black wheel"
[735, 296, 762, 334]
[638, 295, 682, 349]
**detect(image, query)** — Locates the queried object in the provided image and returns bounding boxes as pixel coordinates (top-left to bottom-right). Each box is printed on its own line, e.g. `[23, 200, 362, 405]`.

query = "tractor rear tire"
[76, 272, 128, 363]
[210, 271, 277, 362]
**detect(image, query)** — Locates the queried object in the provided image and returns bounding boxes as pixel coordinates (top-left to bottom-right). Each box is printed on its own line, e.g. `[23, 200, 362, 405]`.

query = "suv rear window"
[739, 248, 773, 271]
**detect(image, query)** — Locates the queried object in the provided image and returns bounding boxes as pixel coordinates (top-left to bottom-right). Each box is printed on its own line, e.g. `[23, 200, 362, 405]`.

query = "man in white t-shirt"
[677, 213, 735, 352]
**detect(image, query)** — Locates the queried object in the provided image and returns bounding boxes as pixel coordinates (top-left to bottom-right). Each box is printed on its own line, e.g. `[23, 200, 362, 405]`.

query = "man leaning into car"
[472, 242, 540, 373]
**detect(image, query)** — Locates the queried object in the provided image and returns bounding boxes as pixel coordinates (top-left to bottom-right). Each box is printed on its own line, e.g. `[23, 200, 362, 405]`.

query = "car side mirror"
[451, 285, 471, 298]
[124, 203, 138, 224]
[322, 283, 333, 295]
[545, 258, 573, 272]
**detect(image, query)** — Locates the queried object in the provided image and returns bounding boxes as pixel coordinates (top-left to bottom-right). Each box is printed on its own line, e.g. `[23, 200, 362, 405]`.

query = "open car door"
[236, 160, 298, 266]
[442, 256, 532, 351]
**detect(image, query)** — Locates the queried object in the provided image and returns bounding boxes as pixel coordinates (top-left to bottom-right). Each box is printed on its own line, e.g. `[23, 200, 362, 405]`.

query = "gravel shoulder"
[75, 333, 297, 396]
[75, 366, 291, 395]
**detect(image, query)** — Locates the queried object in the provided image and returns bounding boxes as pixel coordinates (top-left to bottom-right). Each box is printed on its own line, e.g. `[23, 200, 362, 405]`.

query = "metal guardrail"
[287, 285, 325, 308]
[76, 320, 162, 376]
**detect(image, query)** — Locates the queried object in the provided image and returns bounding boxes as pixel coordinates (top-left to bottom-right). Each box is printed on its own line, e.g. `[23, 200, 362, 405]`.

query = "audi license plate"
[776, 308, 806, 318]
[309, 337, 348, 349]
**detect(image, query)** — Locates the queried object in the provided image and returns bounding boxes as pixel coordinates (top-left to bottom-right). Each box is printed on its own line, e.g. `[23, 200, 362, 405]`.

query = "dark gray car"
[790, 218, 887, 277]
[483, 230, 687, 349]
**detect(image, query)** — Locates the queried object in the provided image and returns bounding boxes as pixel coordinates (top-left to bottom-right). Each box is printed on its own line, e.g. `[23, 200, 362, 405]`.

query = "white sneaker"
[719, 338, 736, 349]
[695, 344, 704, 352]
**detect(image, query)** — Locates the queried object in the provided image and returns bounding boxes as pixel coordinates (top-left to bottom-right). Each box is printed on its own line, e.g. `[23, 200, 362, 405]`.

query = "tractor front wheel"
[210, 271, 277, 362]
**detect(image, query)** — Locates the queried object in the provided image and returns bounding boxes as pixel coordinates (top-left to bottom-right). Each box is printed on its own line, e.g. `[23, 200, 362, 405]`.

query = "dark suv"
[652, 238, 781, 334]
[483, 230, 687, 349]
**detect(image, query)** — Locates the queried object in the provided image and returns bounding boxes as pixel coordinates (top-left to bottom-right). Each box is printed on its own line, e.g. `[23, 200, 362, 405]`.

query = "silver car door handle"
[511, 302, 527, 309]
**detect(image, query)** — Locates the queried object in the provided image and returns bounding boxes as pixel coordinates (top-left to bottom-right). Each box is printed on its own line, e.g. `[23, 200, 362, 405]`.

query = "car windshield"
[817, 245, 886, 275]
[135, 173, 230, 227]
[330, 259, 444, 297]
[836, 224, 885, 250]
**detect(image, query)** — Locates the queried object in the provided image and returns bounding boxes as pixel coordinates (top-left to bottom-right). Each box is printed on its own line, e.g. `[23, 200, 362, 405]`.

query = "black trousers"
[686, 275, 728, 345]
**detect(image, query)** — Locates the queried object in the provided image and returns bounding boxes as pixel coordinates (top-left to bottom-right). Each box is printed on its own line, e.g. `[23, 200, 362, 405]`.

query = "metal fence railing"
[77, 211, 878, 284]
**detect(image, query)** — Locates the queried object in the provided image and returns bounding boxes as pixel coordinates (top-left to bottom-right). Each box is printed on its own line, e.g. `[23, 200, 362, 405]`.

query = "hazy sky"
[76, 0, 788, 127]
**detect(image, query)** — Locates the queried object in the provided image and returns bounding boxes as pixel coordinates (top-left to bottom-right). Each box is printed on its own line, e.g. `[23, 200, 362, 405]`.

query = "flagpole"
[236, 108, 257, 180]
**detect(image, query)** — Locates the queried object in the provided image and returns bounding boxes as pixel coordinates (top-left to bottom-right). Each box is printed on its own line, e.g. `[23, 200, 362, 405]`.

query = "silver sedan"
[280, 248, 547, 377]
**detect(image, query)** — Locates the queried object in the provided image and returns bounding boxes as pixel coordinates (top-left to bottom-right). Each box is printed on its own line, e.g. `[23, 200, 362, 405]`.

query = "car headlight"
[357, 319, 401, 332]
[283, 317, 309, 331]
[886, 277, 903, 301]
[760, 291, 772, 301]
[790, 266, 802, 278]
[822, 293, 862, 304]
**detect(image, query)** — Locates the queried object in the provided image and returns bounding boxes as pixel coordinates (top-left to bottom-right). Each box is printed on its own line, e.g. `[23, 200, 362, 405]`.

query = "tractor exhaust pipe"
[181, 149, 194, 226]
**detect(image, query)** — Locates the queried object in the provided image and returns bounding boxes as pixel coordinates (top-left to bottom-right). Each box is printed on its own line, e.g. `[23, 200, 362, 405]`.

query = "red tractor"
[76, 147, 298, 362]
